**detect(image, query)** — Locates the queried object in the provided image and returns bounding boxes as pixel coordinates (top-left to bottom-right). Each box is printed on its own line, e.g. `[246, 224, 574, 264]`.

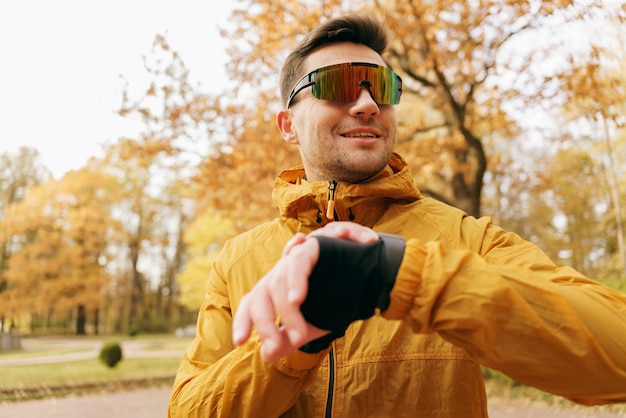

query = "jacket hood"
[272, 153, 423, 228]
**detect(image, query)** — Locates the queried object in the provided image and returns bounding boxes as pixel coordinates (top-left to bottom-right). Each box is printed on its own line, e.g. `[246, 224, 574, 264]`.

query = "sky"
[0, 1, 233, 178]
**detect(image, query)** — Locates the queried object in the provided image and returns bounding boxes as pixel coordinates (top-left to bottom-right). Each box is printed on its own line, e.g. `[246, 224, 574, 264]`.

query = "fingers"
[275, 240, 318, 346]
[234, 228, 369, 361]
[309, 221, 378, 243]
[261, 323, 331, 363]
[232, 255, 308, 357]
[248, 283, 282, 346]
[260, 333, 292, 362]
[285, 238, 318, 305]
[232, 264, 286, 348]
[282, 232, 306, 256]
[233, 272, 291, 360]
[232, 294, 253, 345]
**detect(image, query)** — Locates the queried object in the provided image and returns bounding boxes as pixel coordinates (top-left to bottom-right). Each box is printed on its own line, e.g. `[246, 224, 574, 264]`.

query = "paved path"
[486, 397, 625, 418]
[1, 337, 624, 417]
[0, 386, 172, 418]
[1, 386, 624, 418]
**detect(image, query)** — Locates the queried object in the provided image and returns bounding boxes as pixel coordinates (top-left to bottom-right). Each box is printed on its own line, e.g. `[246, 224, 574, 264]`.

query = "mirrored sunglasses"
[286, 62, 403, 108]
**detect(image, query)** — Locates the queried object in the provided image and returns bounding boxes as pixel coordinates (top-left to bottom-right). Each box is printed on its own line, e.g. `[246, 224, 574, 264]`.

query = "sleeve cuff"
[276, 348, 328, 375]
[382, 239, 426, 321]
[376, 233, 406, 311]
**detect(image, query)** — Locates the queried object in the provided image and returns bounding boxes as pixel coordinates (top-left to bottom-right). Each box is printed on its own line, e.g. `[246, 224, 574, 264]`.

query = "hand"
[232, 222, 379, 362]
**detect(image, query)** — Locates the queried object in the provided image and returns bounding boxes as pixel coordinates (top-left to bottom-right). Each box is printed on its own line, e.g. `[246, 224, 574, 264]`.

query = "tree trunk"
[602, 118, 626, 275]
[76, 304, 87, 335]
[93, 307, 100, 335]
[129, 267, 144, 333]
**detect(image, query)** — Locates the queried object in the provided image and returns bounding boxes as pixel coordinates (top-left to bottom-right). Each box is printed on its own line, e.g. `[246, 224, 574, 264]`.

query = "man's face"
[277, 42, 397, 183]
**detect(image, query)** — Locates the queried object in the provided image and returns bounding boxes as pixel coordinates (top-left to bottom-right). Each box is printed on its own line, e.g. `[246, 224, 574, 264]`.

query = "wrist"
[300, 234, 405, 330]
[382, 239, 426, 321]
[376, 232, 406, 311]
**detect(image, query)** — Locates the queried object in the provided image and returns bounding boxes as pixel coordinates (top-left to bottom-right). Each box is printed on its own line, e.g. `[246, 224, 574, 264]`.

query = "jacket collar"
[272, 153, 423, 228]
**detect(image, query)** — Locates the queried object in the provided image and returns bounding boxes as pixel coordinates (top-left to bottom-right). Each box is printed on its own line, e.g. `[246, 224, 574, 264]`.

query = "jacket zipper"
[323, 181, 337, 417]
[326, 180, 338, 220]
[324, 347, 336, 417]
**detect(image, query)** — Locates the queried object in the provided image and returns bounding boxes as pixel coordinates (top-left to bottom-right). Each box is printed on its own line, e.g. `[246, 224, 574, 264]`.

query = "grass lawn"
[1, 357, 181, 389]
[1, 357, 181, 401]
[0, 347, 88, 361]
[2, 335, 625, 415]
[0, 334, 190, 401]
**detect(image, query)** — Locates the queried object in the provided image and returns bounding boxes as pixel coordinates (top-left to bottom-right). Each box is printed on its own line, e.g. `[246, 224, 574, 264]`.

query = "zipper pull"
[326, 180, 337, 220]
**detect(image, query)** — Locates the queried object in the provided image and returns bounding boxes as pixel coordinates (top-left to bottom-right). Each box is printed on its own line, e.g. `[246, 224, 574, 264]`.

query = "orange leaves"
[0, 165, 119, 323]
[115, 137, 175, 166]
[217, 0, 619, 221]
[176, 210, 235, 310]
[3, 0, 622, 332]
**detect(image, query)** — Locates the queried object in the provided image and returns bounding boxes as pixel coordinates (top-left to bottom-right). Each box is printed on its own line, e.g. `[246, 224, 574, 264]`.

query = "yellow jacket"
[169, 154, 626, 417]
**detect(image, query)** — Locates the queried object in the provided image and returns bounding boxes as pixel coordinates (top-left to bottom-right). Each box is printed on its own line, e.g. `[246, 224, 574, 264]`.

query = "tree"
[176, 211, 234, 311]
[192, 90, 301, 233]
[56, 167, 122, 335]
[0, 165, 120, 335]
[215, 0, 610, 217]
[0, 147, 49, 211]
[532, 147, 607, 274]
[558, 16, 626, 276]
[106, 34, 214, 333]
[0, 147, 50, 332]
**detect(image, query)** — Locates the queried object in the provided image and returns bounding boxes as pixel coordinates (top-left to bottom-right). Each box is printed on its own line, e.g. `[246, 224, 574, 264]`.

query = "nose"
[349, 85, 380, 118]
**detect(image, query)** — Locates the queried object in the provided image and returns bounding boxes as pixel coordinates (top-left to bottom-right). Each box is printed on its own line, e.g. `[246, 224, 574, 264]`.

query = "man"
[168, 15, 626, 417]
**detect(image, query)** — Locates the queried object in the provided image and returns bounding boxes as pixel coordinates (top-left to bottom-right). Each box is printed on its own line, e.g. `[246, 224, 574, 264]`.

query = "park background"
[1, 0, 626, 412]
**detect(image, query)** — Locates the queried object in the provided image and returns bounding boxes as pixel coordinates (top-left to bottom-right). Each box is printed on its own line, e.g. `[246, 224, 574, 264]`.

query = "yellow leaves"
[189, 89, 300, 230]
[0, 164, 121, 321]
[184, 210, 235, 254]
[176, 210, 235, 310]
[176, 256, 213, 311]
[4, 0, 621, 329]
[107, 136, 177, 178]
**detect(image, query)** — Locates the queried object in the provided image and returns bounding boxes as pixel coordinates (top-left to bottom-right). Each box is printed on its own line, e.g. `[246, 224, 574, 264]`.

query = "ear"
[276, 109, 299, 144]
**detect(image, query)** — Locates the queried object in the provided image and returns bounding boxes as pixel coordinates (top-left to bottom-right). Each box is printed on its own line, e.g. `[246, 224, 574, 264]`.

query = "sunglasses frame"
[286, 62, 402, 108]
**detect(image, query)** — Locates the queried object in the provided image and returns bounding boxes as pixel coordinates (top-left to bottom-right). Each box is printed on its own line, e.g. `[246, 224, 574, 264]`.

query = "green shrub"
[99, 342, 123, 368]
[602, 278, 626, 294]
[482, 367, 521, 387]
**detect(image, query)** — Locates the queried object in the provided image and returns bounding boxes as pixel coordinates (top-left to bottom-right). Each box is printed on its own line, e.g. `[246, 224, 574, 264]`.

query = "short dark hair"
[279, 15, 389, 107]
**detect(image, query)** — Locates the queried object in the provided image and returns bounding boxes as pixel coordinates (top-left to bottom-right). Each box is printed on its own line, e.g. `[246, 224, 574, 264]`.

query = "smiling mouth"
[341, 132, 379, 138]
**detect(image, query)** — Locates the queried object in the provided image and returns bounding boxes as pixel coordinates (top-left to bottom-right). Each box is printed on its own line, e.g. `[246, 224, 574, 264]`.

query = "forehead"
[303, 42, 387, 73]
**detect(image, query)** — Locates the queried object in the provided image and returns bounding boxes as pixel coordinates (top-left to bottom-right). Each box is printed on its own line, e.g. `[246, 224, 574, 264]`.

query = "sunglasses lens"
[312, 63, 401, 105]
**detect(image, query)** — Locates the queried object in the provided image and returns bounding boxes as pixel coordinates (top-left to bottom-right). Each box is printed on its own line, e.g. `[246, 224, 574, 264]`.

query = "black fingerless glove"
[300, 233, 405, 333]
[299, 328, 347, 353]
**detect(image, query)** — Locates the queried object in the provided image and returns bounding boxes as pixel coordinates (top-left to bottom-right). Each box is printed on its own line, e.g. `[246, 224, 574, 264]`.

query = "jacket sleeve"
[383, 220, 626, 405]
[168, 261, 326, 417]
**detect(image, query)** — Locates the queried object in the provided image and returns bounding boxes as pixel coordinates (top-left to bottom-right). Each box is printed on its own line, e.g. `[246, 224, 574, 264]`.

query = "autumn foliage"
[0, 0, 624, 335]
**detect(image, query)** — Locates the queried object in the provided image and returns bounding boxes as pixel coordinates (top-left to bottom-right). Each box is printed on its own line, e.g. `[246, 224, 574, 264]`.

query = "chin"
[341, 162, 387, 183]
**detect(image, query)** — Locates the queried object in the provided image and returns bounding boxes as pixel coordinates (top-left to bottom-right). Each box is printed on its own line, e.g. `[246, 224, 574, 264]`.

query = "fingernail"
[361, 231, 377, 241]
[288, 329, 301, 344]
[264, 338, 276, 353]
